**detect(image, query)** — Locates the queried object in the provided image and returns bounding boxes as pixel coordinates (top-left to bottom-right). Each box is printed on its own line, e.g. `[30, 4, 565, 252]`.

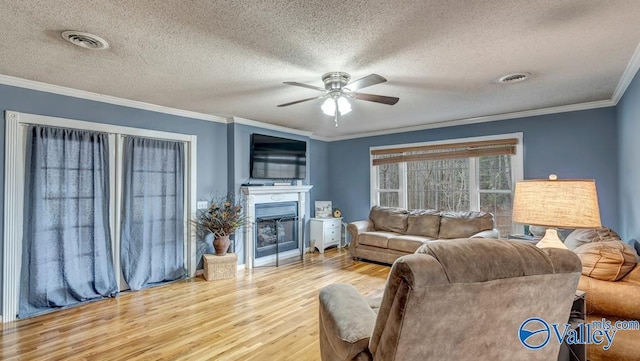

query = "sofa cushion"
[358, 231, 396, 249]
[388, 235, 431, 253]
[564, 227, 622, 251]
[438, 211, 493, 239]
[405, 210, 441, 238]
[574, 241, 638, 281]
[369, 206, 409, 233]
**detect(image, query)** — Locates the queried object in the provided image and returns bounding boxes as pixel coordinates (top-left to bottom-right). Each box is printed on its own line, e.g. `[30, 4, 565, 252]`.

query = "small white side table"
[310, 217, 342, 253]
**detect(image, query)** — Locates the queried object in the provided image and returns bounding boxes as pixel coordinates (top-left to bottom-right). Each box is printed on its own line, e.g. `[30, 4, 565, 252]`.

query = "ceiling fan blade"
[352, 92, 399, 105]
[347, 74, 387, 91]
[277, 96, 324, 107]
[283, 81, 326, 92]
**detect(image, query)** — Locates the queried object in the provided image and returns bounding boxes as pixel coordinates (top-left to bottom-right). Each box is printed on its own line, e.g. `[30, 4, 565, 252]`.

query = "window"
[370, 134, 523, 238]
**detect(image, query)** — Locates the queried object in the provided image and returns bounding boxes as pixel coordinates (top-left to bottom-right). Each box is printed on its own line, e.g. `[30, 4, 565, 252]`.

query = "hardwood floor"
[0, 248, 390, 361]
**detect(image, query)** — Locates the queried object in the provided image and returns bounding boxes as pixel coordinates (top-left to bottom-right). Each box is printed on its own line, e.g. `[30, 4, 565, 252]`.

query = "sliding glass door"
[3, 111, 197, 322]
[120, 137, 186, 290]
[19, 126, 118, 317]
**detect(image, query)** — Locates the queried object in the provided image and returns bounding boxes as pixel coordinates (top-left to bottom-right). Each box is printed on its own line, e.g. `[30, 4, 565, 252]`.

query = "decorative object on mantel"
[315, 201, 332, 218]
[192, 193, 246, 256]
[512, 174, 601, 249]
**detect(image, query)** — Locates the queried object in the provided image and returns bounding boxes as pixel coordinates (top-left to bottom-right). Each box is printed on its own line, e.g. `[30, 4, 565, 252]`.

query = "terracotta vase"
[213, 235, 231, 256]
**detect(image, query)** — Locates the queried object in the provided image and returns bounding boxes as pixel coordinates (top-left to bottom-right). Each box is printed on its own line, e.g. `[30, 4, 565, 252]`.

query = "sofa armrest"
[347, 219, 374, 247]
[319, 284, 376, 361]
[578, 265, 640, 320]
[347, 220, 373, 238]
[469, 228, 500, 239]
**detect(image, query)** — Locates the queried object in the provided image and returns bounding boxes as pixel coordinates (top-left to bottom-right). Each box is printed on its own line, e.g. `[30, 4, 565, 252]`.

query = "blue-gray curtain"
[19, 126, 118, 318]
[120, 136, 186, 290]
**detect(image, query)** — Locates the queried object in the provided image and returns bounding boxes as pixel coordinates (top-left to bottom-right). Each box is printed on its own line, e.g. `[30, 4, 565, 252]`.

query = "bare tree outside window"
[376, 161, 400, 207]
[478, 155, 513, 237]
[407, 159, 469, 211]
[373, 152, 515, 238]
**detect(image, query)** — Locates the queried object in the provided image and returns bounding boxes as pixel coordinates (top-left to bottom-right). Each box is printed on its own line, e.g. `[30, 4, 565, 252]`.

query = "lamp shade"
[512, 178, 601, 229]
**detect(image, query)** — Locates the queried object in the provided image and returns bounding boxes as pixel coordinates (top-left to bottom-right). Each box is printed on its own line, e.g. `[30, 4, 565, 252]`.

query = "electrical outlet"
[197, 201, 209, 210]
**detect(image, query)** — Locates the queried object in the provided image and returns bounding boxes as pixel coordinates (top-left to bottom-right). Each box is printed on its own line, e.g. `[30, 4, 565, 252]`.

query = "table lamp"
[512, 175, 601, 249]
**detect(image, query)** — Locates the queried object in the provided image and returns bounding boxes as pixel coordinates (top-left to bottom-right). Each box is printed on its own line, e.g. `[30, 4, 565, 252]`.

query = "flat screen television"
[250, 133, 307, 180]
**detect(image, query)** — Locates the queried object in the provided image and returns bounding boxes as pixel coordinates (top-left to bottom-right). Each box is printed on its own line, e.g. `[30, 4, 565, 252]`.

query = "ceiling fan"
[277, 72, 399, 127]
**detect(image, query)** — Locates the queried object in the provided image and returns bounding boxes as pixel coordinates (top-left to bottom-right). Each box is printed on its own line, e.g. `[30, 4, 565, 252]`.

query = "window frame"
[370, 133, 524, 233]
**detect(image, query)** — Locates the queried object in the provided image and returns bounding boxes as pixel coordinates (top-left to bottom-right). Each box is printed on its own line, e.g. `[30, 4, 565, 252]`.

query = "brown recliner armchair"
[564, 228, 640, 361]
[578, 266, 640, 361]
[319, 239, 581, 361]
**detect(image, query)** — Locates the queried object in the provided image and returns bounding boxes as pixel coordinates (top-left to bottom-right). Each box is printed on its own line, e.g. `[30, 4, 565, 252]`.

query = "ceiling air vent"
[497, 73, 530, 84]
[61, 31, 109, 50]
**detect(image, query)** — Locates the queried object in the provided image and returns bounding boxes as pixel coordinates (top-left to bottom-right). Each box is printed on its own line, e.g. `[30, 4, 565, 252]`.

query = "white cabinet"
[310, 217, 342, 253]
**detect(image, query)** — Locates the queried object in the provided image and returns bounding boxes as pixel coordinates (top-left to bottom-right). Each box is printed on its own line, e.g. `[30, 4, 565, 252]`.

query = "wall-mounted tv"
[250, 133, 307, 180]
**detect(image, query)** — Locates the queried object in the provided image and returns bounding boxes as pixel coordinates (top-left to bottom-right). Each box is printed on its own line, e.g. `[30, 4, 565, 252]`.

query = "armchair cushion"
[574, 241, 638, 281]
[578, 265, 640, 319]
[564, 227, 622, 250]
[319, 284, 376, 361]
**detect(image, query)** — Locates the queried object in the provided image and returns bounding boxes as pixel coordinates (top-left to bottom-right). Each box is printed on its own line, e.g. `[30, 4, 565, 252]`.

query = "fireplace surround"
[241, 185, 312, 268]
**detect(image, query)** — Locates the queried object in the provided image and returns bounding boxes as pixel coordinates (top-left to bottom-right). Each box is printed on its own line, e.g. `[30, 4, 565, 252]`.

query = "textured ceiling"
[1, 0, 640, 138]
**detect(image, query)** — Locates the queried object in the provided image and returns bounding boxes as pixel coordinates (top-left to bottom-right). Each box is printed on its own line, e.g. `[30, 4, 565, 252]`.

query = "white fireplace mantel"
[241, 185, 313, 196]
[241, 185, 313, 269]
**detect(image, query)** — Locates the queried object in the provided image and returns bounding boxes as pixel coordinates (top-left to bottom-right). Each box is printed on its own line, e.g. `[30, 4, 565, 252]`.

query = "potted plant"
[193, 194, 246, 256]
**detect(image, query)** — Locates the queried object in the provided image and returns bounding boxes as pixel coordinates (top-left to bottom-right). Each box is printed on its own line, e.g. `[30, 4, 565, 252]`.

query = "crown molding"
[323, 99, 615, 142]
[309, 134, 332, 142]
[0, 74, 227, 123]
[612, 41, 640, 104]
[228, 116, 314, 137]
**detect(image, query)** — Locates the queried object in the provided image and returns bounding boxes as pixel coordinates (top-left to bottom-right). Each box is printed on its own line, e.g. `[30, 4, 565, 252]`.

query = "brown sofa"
[347, 206, 499, 264]
[564, 228, 640, 361]
[319, 239, 582, 361]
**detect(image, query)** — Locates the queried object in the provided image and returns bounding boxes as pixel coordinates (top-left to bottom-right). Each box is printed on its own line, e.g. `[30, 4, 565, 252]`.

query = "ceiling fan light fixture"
[321, 98, 336, 116]
[321, 97, 352, 116]
[337, 97, 352, 115]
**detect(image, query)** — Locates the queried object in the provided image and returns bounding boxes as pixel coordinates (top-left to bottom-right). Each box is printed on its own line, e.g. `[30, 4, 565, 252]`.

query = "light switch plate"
[197, 201, 209, 210]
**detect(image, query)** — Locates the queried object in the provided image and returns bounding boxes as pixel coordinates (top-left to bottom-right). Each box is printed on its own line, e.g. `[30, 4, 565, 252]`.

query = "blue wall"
[309, 139, 331, 211]
[327, 108, 620, 230]
[617, 71, 640, 243]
